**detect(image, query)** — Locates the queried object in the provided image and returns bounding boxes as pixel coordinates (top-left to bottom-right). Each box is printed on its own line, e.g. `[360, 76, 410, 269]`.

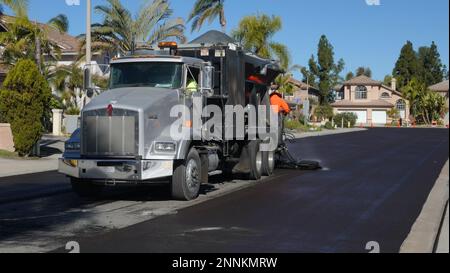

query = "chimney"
[391, 78, 397, 91]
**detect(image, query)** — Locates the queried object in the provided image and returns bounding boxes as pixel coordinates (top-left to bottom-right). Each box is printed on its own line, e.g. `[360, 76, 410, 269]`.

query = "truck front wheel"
[70, 178, 103, 198]
[171, 148, 202, 201]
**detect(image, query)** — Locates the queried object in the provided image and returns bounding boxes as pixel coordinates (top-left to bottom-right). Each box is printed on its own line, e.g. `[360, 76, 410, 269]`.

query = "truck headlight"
[155, 142, 176, 153]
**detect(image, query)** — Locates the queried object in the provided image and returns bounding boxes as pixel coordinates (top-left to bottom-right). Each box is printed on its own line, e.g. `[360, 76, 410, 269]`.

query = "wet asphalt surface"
[42, 128, 448, 253]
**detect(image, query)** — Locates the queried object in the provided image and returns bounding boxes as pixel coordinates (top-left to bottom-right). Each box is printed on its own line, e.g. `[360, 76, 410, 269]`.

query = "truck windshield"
[110, 62, 182, 89]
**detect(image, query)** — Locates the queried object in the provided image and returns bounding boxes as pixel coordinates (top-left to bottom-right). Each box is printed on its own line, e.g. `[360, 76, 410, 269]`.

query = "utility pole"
[84, 0, 92, 108]
[86, 0, 92, 67]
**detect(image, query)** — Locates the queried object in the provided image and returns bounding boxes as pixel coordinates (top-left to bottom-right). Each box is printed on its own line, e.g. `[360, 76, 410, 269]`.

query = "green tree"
[383, 75, 393, 86]
[402, 78, 448, 124]
[47, 61, 83, 110]
[393, 41, 419, 89]
[402, 78, 424, 118]
[301, 35, 344, 104]
[188, 0, 226, 32]
[232, 14, 290, 70]
[0, 16, 61, 70]
[48, 14, 69, 33]
[86, 0, 185, 57]
[345, 71, 354, 81]
[274, 73, 295, 95]
[417, 42, 445, 86]
[0, 59, 51, 156]
[0, 0, 28, 16]
[356, 66, 372, 77]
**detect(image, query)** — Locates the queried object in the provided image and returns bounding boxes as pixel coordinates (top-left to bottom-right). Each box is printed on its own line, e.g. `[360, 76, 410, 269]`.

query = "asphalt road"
[49, 128, 448, 253]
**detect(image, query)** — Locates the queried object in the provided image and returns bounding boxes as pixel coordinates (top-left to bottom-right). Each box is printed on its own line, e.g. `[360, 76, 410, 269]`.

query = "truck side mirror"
[202, 65, 215, 97]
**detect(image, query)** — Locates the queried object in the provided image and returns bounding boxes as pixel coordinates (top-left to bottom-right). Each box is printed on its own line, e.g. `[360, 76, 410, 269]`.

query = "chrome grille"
[82, 109, 139, 157]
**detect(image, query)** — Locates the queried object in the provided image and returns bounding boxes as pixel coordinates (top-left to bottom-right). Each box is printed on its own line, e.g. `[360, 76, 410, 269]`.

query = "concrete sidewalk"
[292, 127, 367, 139]
[0, 135, 65, 178]
[436, 203, 449, 253]
[401, 160, 449, 253]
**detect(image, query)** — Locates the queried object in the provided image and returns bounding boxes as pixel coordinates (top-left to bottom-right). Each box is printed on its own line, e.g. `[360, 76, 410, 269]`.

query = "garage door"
[372, 110, 387, 125]
[338, 110, 367, 124]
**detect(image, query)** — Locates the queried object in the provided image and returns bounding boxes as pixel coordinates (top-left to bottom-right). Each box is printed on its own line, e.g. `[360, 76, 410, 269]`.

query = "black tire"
[248, 141, 262, 180]
[71, 178, 103, 198]
[261, 150, 275, 176]
[171, 148, 202, 201]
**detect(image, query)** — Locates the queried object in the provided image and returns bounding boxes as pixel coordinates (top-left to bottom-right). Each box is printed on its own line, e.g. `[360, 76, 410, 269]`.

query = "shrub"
[284, 119, 302, 130]
[0, 59, 51, 156]
[324, 121, 334, 130]
[314, 105, 334, 121]
[65, 106, 81, 116]
[334, 112, 358, 128]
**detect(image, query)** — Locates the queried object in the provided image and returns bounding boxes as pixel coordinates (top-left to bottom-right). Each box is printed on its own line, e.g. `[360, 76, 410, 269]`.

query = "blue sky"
[7, 0, 449, 81]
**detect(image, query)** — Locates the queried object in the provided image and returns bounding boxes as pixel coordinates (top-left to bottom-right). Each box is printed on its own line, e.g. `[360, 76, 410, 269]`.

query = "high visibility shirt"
[186, 80, 198, 93]
[270, 93, 291, 114]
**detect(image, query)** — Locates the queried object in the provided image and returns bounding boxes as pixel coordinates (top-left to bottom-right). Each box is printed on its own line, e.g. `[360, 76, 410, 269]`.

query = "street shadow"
[87, 172, 241, 202]
[39, 139, 63, 158]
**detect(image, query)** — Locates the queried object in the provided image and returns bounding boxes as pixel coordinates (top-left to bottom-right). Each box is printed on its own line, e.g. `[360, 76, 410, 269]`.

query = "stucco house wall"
[332, 75, 410, 126]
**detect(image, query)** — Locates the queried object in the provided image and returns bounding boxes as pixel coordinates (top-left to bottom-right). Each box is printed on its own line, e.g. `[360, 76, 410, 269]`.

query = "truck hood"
[83, 87, 180, 112]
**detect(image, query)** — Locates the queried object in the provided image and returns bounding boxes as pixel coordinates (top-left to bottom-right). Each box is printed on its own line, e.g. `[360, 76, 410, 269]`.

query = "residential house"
[285, 77, 320, 104]
[332, 75, 410, 126]
[429, 80, 449, 125]
[429, 80, 449, 101]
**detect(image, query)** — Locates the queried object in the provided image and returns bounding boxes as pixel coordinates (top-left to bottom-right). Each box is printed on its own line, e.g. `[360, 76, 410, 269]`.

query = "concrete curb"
[293, 128, 367, 139]
[400, 160, 449, 253]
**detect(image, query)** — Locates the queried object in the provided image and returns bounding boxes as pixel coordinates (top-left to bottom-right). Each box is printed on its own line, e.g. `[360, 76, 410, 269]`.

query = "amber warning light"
[158, 42, 178, 49]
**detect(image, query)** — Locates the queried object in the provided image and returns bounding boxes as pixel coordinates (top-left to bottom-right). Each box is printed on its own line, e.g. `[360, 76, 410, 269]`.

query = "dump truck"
[59, 31, 283, 201]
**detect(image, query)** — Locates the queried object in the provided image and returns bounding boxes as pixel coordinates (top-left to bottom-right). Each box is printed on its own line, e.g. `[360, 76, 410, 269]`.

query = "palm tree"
[48, 14, 69, 33]
[232, 14, 290, 70]
[0, 16, 61, 67]
[0, 0, 28, 17]
[47, 61, 83, 110]
[188, 0, 226, 33]
[84, 0, 185, 57]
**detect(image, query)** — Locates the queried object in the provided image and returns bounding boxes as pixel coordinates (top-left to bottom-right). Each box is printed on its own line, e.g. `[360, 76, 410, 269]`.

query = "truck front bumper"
[58, 158, 174, 183]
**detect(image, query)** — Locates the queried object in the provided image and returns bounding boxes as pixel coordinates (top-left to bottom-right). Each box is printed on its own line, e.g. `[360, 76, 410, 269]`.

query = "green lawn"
[0, 149, 19, 159]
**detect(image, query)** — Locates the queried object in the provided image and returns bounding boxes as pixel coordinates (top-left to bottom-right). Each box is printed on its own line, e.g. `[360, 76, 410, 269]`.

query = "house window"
[381, 92, 390, 99]
[396, 99, 406, 111]
[355, 86, 367, 100]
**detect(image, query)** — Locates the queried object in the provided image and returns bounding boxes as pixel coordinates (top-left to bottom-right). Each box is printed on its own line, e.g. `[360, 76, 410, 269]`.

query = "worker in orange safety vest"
[269, 84, 291, 115]
[269, 83, 291, 146]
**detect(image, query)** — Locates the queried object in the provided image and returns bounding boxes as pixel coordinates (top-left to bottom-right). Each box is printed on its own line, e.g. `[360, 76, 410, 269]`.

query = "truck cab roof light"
[158, 42, 178, 49]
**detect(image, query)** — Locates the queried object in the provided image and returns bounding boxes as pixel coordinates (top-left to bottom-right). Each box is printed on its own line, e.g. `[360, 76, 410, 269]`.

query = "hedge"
[0, 59, 51, 156]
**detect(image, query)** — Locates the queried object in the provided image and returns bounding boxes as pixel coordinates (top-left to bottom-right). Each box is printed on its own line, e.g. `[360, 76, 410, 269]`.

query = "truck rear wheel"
[171, 148, 202, 201]
[248, 141, 262, 180]
[262, 150, 275, 176]
[70, 178, 103, 198]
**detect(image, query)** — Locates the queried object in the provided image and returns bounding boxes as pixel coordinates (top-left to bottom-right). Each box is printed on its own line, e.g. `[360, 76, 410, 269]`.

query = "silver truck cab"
[59, 51, 214, 199]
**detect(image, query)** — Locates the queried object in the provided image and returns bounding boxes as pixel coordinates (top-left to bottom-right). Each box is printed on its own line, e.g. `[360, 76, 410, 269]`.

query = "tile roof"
[288, 77, 319, 92]
[429, 80, 449, 92]
[343, 75, 382, 86]
[331, 99, 394, 108]
[0, 15, 80, 54]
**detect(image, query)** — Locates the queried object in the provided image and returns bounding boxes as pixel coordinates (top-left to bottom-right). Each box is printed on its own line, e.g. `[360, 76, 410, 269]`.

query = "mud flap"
[200, 154, 209, 184]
